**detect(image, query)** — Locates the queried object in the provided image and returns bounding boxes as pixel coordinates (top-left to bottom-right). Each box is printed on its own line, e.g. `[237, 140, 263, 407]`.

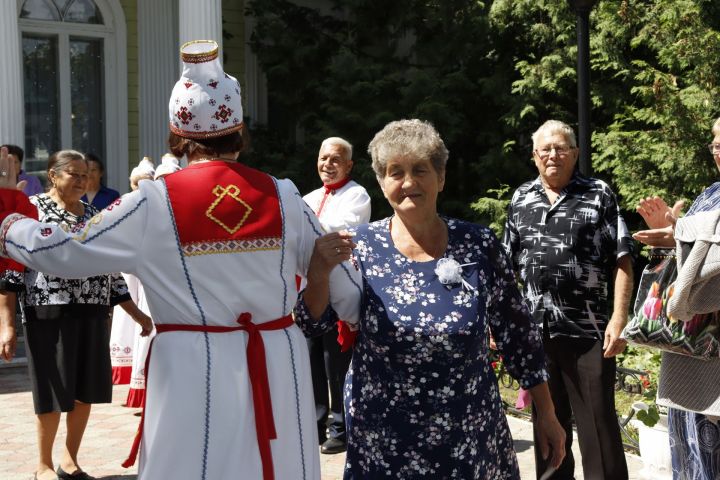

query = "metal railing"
[494, 360, 645, 453]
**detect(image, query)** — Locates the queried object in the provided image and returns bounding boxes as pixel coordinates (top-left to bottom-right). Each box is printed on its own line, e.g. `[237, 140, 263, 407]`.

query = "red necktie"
[316, 177, 351, 217]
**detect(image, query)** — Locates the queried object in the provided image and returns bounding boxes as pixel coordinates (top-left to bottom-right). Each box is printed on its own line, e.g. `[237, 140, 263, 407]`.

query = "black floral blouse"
[2, 193, 129, 313]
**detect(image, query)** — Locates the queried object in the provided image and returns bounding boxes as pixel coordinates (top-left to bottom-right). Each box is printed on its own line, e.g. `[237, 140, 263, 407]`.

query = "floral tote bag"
[622, 249, 720, 359]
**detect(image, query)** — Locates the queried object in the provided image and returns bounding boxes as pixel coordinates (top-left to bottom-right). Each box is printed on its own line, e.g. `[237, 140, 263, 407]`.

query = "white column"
[0, 1, 24, 145]
[178, 0, 223, 62]
[243, 15, 268, 126]
[138, 0, 178, 163]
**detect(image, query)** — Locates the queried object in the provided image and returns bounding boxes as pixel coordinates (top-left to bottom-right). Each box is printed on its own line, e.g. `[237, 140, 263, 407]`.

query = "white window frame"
[17, 0, 128, 192]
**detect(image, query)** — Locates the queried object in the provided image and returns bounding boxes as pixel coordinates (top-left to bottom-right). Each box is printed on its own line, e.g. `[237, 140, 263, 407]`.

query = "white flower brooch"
[434, 257, 477, 293]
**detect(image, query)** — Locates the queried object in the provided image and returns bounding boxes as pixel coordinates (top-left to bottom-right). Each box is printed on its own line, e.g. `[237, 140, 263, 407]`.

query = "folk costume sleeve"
[289, 180, 362, 326]
[0, 189, 147, 279]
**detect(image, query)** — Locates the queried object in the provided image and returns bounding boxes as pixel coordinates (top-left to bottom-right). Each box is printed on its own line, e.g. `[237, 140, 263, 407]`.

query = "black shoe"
[320, 437, 347, 454]
[56, 467, 95, 480]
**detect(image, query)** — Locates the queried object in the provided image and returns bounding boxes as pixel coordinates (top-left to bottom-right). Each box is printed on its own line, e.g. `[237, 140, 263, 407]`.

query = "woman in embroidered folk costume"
[0, 150, 153, 480]
[296, 119, 566, 479]
[0, 40, 360, 480]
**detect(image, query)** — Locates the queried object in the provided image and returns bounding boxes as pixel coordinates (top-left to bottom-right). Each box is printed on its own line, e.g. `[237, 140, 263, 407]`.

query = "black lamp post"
[568, 0, 599, 176]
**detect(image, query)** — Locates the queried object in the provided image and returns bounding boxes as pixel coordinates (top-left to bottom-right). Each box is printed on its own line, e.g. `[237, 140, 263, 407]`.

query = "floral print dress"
[298, 217, 548, 479]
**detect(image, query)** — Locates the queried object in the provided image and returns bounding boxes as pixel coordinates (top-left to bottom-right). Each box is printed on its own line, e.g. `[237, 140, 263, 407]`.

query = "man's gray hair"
[320, 137, 353, 160]
[532, 120, 577, 149]
[368, 119, 448, 180]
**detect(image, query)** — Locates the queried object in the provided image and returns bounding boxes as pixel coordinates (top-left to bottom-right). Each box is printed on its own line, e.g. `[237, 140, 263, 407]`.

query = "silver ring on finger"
[335, 247, 341, 254]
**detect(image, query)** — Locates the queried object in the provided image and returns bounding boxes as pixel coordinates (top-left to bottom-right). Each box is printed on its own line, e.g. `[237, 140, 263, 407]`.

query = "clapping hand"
[0, 147, 27, 192]
[633, 196, 684, 247]
[636, 196, 684, 229]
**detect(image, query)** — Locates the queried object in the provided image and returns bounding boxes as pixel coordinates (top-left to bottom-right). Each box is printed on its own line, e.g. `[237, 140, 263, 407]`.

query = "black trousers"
[533, 335, 628, 480]
[307, 323, 352, 443]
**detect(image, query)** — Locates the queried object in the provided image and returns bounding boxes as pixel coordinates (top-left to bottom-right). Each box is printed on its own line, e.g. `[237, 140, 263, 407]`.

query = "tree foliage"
[244, 0, 720, 225]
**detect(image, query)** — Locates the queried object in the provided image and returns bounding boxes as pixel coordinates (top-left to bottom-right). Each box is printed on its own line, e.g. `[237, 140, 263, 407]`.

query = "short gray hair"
[532, 120, 577, 149]
[320, 137, 353, 160]
[368, 119, 448, 179]
[712, 117, 720, 137]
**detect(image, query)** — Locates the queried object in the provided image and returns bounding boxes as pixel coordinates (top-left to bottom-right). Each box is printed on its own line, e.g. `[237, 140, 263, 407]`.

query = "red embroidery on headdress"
[212, 105, 234, 124]
[208, 80, 219, 89]
[40, 227, 52, 237]
[176, 107, 194, 125]
[184, 81, 193, 89]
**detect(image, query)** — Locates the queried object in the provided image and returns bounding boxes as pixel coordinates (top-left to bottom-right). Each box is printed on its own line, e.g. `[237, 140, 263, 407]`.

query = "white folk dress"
[109, 273, 141, 384]
[0, 161, 361, 480]
[125, 273, 154, 407]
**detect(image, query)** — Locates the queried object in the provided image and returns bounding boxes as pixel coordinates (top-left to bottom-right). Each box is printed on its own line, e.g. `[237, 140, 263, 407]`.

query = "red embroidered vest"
[164, 162, 282, 255]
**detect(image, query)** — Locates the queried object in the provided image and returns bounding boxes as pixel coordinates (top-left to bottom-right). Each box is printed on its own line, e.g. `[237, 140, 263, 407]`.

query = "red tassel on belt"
[122, 312, 294, 480]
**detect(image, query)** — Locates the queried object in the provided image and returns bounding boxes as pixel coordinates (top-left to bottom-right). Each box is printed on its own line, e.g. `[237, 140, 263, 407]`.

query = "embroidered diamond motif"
[206, 184, 252, 234]
[212, 104, 234, 124]
[176, 106, 194, 125]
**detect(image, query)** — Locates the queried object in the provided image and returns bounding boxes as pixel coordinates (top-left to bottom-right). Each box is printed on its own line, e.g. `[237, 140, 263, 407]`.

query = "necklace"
[192, 155, 237, 164]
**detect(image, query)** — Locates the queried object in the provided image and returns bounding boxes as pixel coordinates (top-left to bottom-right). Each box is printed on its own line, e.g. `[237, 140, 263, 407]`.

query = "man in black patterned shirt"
[503, 120, 633, 480]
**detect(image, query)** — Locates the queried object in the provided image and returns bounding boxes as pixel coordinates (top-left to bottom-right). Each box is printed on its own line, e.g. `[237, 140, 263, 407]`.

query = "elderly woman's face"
[380, 155, 444, 217]
[712, 134, 720, 173]
[317, 144, 352, 185]
[50, 159, 88, 202]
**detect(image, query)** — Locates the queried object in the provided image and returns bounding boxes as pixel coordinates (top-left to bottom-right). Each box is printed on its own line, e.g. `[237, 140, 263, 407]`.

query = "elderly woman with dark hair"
[297, 119, 565, 479]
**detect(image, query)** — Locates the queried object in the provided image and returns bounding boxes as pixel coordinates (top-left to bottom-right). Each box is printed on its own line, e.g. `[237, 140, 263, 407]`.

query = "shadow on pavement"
[0, 367, 31, 394]
[98, 476, 137, 480]
[514, 438, 534, 453]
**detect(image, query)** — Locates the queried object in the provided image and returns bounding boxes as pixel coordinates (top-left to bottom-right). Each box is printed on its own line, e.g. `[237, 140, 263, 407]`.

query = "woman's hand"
[118, 299, 153, 336]
[303, 231, 356, 320]
[528, 382, 566, 470]
[307, 231, 356, 281]
[535, 411, 567, 471]
[636, 196, 684, 229]
[0, 322, 16, 362]
[0, 291, 17, 362]
[133, 311, 154, 337]
[0, 147, 25, 191]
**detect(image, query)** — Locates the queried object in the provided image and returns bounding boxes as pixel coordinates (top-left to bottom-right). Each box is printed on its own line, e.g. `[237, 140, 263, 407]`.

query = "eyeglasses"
[708, 143, 720, 154]
[534, 145, 573, 159]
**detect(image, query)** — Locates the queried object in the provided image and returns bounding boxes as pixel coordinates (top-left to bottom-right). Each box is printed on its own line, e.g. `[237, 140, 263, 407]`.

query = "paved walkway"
[0, 366, 643, 479]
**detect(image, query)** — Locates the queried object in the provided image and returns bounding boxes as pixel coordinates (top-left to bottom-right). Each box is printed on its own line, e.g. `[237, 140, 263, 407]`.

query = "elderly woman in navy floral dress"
[298, 119, 566, 479]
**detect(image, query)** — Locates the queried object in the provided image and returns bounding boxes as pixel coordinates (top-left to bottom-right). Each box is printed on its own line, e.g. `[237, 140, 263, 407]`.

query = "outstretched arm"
[0, 148, 148, 279]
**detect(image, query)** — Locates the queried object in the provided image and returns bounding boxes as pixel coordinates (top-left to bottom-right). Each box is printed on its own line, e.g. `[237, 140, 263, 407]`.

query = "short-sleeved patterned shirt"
[502, 172, 634, 340]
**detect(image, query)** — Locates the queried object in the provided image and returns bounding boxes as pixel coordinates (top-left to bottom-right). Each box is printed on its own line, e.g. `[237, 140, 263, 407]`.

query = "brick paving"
[0, 366, 642, 479]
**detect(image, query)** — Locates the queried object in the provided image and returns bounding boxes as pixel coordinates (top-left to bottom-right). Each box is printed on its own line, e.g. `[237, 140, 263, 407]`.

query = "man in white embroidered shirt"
[303, 137, 371, 454]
